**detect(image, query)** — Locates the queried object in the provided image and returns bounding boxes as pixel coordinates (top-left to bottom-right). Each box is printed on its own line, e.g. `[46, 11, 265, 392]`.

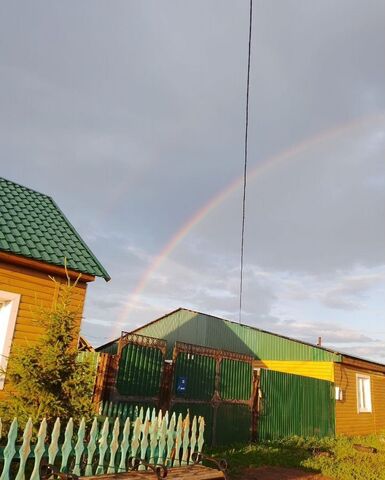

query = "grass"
[208, 434, 385, 479]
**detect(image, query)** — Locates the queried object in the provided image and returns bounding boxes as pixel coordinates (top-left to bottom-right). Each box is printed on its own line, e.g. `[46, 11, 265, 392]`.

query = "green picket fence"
[0, 408, 205, 480]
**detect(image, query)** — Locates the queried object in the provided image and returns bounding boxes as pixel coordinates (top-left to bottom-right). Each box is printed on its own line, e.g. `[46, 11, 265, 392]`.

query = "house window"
[356, 374, 372, 413]
[0, 290, 21, 389]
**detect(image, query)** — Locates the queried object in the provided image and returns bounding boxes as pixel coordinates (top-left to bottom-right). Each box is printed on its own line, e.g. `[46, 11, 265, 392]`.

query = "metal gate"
[99, 333, 336, 445]
[170, 341, 255, 445]
[104, 331, 167, 406]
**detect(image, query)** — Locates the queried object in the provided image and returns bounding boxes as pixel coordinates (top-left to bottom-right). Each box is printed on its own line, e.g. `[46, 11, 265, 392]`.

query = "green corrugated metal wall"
[258, 369, 335, 440]
[220, 358, 252, 400]
[116, 343, 164, 396]
[174, 352, 216, 400]
[134, 309, 340, 362]
[170, 403, 251, 446]
[216, 404, 251, 444]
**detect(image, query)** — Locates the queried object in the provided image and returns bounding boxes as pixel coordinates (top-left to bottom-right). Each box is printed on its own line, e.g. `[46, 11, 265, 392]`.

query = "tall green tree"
[0, 276, 95, 426]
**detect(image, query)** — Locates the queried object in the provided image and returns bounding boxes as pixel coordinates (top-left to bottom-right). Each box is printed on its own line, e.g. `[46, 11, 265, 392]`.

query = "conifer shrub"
[0, 275, 95, 427]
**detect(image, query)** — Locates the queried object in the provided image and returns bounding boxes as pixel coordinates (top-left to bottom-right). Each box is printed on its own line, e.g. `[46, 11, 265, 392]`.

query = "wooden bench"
[82, 465, 226, 479]
[41, 456, 227, 480]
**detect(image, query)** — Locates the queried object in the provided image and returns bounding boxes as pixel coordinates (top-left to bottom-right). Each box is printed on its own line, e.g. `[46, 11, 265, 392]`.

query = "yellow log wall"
[0, 260, 88, 400]
[335, 363, 385, 435]
[254, 360, 334, 382]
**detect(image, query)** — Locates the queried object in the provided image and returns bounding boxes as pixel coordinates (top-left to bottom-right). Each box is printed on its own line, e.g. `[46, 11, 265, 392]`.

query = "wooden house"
[98, 308, 385, 437]
[0, 177, 110, 399]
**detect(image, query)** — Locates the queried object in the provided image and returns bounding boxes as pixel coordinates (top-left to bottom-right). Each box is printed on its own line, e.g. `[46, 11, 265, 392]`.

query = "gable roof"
[97, 307, 338, 359]
[0, 177, 110, 280]
[97, 307, 385, 369]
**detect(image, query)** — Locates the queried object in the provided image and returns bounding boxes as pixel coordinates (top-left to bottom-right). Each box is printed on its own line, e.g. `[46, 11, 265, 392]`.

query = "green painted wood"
[73, 418, 86, 476]
[107, 418, 120, 474]
[157, 410, 163, 430]
[0, 418, 18, 480]
[151, 408, 156, 424]
[138, 420, 149, 471]
[130, 418, 141, 466]
[166, 413, 176, 467]
[96, 418, 109, 475]
[189, 416, 197, 465]
[30, 418, 47, 480]
[48, 418, 61, 465]
[181, 413, 190, 466]
[85, 418, 98, 476]
[118, 417, 131, 472]
[0, 409, 205, 479]
[173, 414, 183, 467]
[149, 413, 158, 465]
[144, 408, 150, 423]
[60, 418, 73, 473]
[15, 418, 32, 480]
[156, 416, 167, 466]
[197, 417, 205, 455]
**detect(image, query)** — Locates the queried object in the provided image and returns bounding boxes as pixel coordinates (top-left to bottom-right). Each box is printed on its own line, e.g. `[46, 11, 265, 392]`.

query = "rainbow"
[114, 112, 384, 333]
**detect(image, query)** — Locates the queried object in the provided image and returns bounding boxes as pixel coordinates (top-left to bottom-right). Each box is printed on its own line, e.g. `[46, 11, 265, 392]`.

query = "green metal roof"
[133, 308, 341, 361]
[0, 177, 110, 280]
[97, 308, 343, 362]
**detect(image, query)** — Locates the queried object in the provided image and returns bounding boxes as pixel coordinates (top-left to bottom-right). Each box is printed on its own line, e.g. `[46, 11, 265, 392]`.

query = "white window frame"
[335, 386, 343, 401]
[356, 374, 372, 413]
[0, 290, 21, 390]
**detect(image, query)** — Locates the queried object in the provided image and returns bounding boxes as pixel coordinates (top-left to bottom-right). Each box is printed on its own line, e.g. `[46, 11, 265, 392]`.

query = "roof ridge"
[97, 307, 385, 367]
[0, 176, 110, 281]
[177, 308, 339, 355]
[49, 197, 111, 281]
[0, 176, 53, 200]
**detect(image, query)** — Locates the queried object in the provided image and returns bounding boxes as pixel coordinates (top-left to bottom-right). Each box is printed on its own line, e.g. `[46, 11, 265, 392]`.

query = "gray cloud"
[1, 1, 384, 360]
[319, 272, 385, 310]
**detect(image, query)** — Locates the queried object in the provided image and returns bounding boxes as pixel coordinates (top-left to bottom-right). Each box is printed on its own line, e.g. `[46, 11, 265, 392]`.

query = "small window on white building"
[356, 374, 372, 413]
[0, 291, 21, 390]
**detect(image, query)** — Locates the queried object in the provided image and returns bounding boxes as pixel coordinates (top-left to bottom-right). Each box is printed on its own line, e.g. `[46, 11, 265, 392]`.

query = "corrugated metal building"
[98, 308, 385, 439]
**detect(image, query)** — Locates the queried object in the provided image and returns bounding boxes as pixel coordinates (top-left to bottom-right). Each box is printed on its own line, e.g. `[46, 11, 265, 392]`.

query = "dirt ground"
[234, 466, 332, 480]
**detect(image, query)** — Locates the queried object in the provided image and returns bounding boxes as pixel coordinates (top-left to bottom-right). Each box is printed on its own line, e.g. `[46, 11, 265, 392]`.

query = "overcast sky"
[1, 1, 384, 361]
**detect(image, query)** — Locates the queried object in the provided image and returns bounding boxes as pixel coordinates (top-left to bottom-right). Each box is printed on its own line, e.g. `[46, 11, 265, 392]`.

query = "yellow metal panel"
[254, 360, 335, 382]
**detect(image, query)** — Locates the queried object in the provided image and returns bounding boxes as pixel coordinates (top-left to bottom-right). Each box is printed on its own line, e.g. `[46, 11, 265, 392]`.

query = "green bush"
[0, 275, 95, 428]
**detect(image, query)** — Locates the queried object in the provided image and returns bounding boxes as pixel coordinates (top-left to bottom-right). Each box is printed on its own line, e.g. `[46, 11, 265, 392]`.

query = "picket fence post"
[85, 418, 98, 476]
[14, 418, 32, 480]
[96, 418, 109, 475]
[107, 418, 120, 474]
[48, 418, 60, 466]
[0, 418, 18, 480]
[166, 413, 176, 466]
[0, 407, 205, 480]
[30, 418, 47, 480]
[118, 417, 131, 472]
[73, 418, 86, 476]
